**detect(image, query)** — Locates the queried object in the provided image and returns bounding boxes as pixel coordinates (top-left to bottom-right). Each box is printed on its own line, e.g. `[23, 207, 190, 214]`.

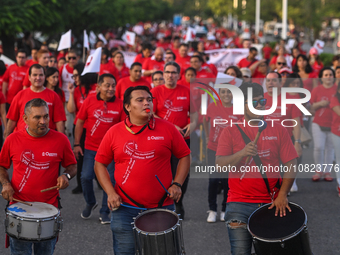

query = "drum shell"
[133, 209, 185, 255]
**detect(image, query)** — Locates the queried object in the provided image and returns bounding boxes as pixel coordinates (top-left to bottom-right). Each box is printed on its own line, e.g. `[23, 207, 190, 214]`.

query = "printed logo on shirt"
[177, 96, 187, 100]
[42, 152, 58, 157]
[163, 99, 184, 120]
[262, 136, 278, 141]
[46, 102, 53, 106]
[257, 149, 271, 157]
[147, 136, 165, 140]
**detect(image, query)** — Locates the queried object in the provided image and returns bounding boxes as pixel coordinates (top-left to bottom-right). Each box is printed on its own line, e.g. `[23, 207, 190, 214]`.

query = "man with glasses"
[264, 72, 302, 158]
[74, 74, 125, 224]
[151, 61, 197, 219]
[151, 71, 164, 87]
[2, 49, 29, 111]
[275, 56, 287, 72]
[237, 47, 258, 69]
[142, 47, 165, 84]
[216, 82, 298, 255]
[165, 50, 176, 63]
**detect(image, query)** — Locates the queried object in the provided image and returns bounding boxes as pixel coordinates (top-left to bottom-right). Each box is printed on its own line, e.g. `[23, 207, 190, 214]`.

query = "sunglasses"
[277, 62, 286, 66]
[69, 56, 77, 60]
[153, 78, 164, 81]
[246, 98, 267, 108]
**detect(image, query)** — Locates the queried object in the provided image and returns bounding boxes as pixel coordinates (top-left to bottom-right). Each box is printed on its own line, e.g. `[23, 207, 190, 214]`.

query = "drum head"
[134, 209, 179, 233]
[7, 202, 59, 218]
[248, 202, 306, 241]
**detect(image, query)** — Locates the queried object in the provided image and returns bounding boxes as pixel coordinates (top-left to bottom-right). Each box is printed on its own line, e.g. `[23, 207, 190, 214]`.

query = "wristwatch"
[63, 173, 71, 181]
[294, 139, 302, 144]
[171, 182, 182, 189]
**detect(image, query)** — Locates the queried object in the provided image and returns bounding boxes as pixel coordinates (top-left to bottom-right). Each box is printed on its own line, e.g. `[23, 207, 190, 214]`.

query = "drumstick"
[0, 194, 32, 206]
[155, 175, 171, 195]
[245, 121, 267, 164]
[40, 185, 59, 193]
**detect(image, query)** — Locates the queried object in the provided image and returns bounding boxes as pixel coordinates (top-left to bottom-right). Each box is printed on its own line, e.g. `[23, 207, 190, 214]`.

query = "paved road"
[0, 143, 339, 254]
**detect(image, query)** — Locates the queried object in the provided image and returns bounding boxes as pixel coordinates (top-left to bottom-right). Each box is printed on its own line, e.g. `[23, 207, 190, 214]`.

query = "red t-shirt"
[205, 63, 218, 77]
[262, 46, 272, 60]
[25, 59, 37, 68]
[2, 64, 29, 104]
[310, 85, 337, 127]
[99, 62, 120, 82]
[175, 55, 191, 76]
[151, 85, 190, 129]
[330, 96, 340, 136]
[264, 92, 302, 137]
[95, 118, 191, 208]
[312, 61, 324, 74]
[115, 76, 151, 100]
[142, 58, 165, 84]
[205, 103, 239, 151]
[77, 94, 125, 151]
[0, 129, 76, 207]
[73, 84, 97, 125]
[237, 58, 258, 68]
[0, 92, 5, 125]
[196, 68, 216, 79]
[216, 119, 298, 203]
[116, 63, 130, 79]
[177, 78, 190, 89]
[7, 88, 66, 131]
[134, 54, 150, 65]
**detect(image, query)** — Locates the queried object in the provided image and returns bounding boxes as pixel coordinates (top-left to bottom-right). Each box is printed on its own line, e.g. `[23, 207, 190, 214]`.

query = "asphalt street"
[0, 142, 340, 255]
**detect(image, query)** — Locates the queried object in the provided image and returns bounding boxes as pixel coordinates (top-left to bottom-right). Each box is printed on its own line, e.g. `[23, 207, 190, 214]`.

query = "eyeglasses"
[246, 98, 267, 108]
[277, 62, 286, 66]
[164, 71, 178, 75]
[69, 56, 77, 60]
[153, 78, 164, 81]
[49, 60, 57, 63]
[71, 74, 79, 79]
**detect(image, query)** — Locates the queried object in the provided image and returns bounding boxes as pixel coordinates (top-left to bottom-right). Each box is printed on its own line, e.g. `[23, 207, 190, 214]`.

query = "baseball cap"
[278, 67, 293, 74]
[240, 67, 251, 78]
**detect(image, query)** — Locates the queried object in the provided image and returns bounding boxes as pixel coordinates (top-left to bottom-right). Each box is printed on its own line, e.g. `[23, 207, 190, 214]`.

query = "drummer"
[94, 86, 191, 255]
[216, 82, 298, 255]
[0, 98, 77, 254]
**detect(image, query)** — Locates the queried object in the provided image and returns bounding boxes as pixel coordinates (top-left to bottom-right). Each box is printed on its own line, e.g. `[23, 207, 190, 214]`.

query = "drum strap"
[119, 186, 145, 208]
[235, 124, 281, 199]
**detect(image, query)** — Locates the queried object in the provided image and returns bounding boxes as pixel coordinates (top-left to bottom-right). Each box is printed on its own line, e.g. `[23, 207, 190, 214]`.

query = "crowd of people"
[0, 23, 340, 254]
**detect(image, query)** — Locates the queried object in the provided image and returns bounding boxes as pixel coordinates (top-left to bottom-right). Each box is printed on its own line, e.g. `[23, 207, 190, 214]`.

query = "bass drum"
[248, 202, 313, 255]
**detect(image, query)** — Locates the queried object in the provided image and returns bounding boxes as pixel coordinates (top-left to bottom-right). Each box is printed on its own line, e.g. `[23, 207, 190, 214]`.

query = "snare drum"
[5, 202, 63, 241]
[132, 209, 185, 255]
[248, 202, 313, 255]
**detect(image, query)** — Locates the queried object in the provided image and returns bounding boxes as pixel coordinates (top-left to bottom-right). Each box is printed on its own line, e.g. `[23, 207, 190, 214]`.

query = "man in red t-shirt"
[25, 47, 39, 67]
[2, 49, 29, 110]
[175, 43, 191, 77]
[0, 98, 76, 254]
[237, 47, 258, 69]
[133, 42, 152, 65]
[142, 47, 165, 84]
[5, 64, 66, 139]
[189, 55, 216, 79]
[216, 83, 297, 255]
[74, 74, 125, 224]
[115, 62, 151, 100]
[94, 86, 190, 254]
[151, 61, 197, 219]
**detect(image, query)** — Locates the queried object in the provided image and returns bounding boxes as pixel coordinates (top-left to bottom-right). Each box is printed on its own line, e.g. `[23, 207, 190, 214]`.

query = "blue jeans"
[81, 149, 115, 215]
[10, 237, 57, 255]
[110, 204, 175, 255]
[225, 202, 264, 255]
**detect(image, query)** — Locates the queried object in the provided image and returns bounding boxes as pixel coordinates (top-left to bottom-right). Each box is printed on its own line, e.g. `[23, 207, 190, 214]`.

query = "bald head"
[276, 56, 287, 71]
[154, 47, 164, 62]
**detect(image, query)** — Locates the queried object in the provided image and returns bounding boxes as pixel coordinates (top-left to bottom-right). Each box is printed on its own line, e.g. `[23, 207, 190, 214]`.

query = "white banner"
[204, 48, 249, 73]
[83, 30, 90, 50]
[57, 30, 71, 51]
[122, 51, 137, 68]
[82, 47, 102, 75]
[122, 31, 136, 46]
[313, 39, 325, 54]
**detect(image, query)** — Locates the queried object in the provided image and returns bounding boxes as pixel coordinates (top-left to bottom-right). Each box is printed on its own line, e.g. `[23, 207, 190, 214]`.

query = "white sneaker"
[290, 180, 298, 192]
[220, 211, 225, 222]
[207, 210, 217, 223]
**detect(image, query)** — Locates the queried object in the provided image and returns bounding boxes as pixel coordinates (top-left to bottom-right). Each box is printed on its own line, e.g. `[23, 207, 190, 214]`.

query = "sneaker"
[324, 173, 333, 182]
[207, 210, 217, 223]
[99, 214, 111, 224]
[312, 172, 322, 182]
[290, 181, 298, 192]
[81, 203, 98, 219]
[220, 211, 225, 222]
[72, 186, 83, 194]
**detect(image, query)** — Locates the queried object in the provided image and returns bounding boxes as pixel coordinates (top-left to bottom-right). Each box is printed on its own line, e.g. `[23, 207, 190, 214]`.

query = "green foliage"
[319, 53, 334, 67]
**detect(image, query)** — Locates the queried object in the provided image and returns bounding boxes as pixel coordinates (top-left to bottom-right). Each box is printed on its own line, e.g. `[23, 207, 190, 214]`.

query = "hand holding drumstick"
[41, 174, 70, 192]
[1, 182, 32, 206]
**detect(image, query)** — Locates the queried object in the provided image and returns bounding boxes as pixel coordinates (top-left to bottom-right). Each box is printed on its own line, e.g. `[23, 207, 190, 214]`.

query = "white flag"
[81, 47, 102, 75]
[184, 27, 196, 43]
[57, 30, 71, 51]
[83, 30, 90, 50]
[313, 39, 325, 54]
[89, 31, 97, 45]
[98, 33, 108, 45]
[122, 31, 136, 46]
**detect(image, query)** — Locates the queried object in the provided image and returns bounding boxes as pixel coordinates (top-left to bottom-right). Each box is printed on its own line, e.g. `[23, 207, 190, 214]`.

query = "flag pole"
[83, 46, 85, 63]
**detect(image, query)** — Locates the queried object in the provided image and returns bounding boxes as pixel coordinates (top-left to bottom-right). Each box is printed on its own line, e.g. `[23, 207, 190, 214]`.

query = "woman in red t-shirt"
[309, 47, 324, 74]
[44, 67, 65, 105]
[293, 54, 318, 93]
[67, 63, 97, 194]
[330, 83, 340, 196]
[111, 51, 130, 80]
[310, 67, 337, 182]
